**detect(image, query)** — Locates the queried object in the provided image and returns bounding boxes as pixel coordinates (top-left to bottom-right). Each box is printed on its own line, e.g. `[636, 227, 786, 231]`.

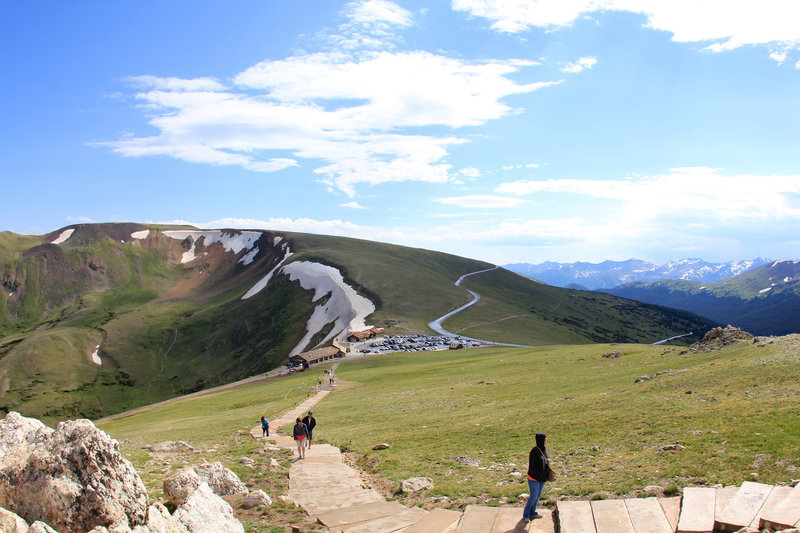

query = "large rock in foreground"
[0, 412, 148, 532]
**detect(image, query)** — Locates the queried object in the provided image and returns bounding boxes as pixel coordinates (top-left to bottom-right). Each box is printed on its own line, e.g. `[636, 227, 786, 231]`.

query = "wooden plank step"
[749, 485, 792, 529]
[658, 497, 681, 532]
[625, 497, 673, 533]
[592, 499, 635, 533]
[557, 500, 597, 533]
[760, 484, 800, 530]
[402, 508, 462, 533]
[714, 481, 774, 532]
[455, 505, 500, 533]
[313, 499, 402, 526]
[677, 487, 716, 533]
[334, 506, 428, 533]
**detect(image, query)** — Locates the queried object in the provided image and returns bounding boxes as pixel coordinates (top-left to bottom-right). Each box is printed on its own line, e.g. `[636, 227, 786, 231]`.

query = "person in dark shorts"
[260, 416, 269, 437]
[302, 411, 316, 448]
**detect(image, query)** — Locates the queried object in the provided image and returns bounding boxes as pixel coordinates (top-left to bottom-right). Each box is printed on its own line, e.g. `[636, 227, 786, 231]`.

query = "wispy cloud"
[99, 1, 557, 198]
[341, 201, 368, 209]
[561, 56, 597, 73]
[452, 0, 800, 64]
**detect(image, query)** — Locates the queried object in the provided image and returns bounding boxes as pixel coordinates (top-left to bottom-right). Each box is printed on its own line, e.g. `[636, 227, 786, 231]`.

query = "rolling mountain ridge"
[0, 223, 716, 423]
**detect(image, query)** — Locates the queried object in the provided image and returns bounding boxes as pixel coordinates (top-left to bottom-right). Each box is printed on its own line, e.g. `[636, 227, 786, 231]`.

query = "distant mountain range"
[504, 258, 769, 290]
[602, 260, 800, 336]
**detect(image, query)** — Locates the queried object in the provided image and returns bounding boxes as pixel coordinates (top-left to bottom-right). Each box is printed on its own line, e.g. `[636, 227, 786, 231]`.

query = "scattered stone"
[239, 457, 255, 466]
[277, 495, 293, 504]
[455, 456, 480, 467]
[510, 471, 522, 477]
[602, 351, 621, 358]
[142, 441, 195, 453]
[0, 412, 148, 533]
[518, 493, 529, 502]
[590, 445, 601, 451]
[400, 477, 434, 493]
[635, 375, 651, 383]
[640, 485, 665, 497]
[172, 483, 244, 533]
[372, 443, 390, 450]
[269, 458, 281, 468]
[241, 490, 272, 509]
[657, 444, 685, 452]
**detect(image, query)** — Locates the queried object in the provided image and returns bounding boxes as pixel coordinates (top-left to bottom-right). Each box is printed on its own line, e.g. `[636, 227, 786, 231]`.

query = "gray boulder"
[0, 413, 148, 533]
[241, 490, 271, 509]
[172, 483, 244, 533]
[163, 463, 248, 506]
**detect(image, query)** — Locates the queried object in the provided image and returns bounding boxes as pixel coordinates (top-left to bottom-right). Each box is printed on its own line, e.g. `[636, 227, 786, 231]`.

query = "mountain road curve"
[428, 266, 528, 348]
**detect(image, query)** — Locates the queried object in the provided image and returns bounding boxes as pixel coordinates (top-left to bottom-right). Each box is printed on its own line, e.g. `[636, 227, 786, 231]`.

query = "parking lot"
[353, 334, 484, 354]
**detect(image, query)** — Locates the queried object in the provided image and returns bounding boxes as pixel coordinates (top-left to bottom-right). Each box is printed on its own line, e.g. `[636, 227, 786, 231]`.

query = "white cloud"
[341, 201, 368, 209]
[103, 15, 557, 197]
[561, 56, 597, 73]
[496, 167, 800, 221]
[459, 167, 481, 177]
[66, 216, 95, 223]
[437, 194, 527, 208]
[452, 0, 800, 62]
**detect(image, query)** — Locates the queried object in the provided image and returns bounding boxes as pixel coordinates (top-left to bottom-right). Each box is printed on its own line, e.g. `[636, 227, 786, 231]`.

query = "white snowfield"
[131, 230, 150, 239]
[51, 228, 74, 245]
[90, 344, 102, 366]
[241, 245, 293, 300]
[162, 230, 262, 264]
[282, 261, 375, 356]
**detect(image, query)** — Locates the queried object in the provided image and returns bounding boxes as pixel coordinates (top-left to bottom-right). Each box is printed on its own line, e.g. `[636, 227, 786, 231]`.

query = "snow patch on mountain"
[90, 344, 102, 366]
[163, 230, 261, 264]
[51, 228, 74, 245]
[241, 246, 294, 300]
[131, 230, 150, 239]
[281, 261, 375, 356]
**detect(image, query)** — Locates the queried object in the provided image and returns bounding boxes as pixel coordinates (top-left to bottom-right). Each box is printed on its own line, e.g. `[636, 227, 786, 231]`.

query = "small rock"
[657, 444, 685, 452]
[269, 458, 281, 468]
[239, 457, 255, 466]
[602, 351, 621, 358]
[455, 456, 480, 467]
[590, 445, 601, 451]
[277, 495, 293, 504]
[400, 477, 434, 493]
[510, 471, 522, 477]
[29, 522, 60, 533]
[241, 490, 272, 509]
[635, 375, 651, 383]
[517, 493, 529, 502]
[373, 443, 390, 450]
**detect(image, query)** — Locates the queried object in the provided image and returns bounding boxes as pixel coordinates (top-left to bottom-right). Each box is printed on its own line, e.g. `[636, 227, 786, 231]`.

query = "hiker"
[523, 433, 552, 523]
[302, 410, 317, 448]
[293, 417, 309, 459]
[260, 416, 269, 437]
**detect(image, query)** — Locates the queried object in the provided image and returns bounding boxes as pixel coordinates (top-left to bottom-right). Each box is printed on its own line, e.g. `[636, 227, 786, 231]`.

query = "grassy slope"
[446, 268, 716, 345]
[95, 335, 800, 526]
[285, 232, 494, 333]
[319, 337, 800, 505]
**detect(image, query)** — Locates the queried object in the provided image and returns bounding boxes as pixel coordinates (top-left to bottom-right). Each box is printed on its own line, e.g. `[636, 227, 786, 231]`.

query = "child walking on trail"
[260, 416, 269, 437]
[293, 417, 309, 459]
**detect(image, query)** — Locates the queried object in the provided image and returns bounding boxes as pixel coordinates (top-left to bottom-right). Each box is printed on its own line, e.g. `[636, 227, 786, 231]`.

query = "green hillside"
[605, 260, 800, 335]
[97, 334, 800, 524]
[1, 223, 716, 423]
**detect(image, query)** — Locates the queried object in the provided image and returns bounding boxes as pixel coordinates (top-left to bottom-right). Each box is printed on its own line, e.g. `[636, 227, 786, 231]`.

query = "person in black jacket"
[302, 411, 317, 448]
[523, 433, 551, 522]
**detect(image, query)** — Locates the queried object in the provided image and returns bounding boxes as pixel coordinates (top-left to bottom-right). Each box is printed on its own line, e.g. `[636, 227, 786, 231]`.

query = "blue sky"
[2, 1, 799, 265]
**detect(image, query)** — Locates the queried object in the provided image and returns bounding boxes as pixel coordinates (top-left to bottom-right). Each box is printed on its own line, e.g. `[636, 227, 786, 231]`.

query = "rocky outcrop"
[691, 325, 752, 352]
[0, 413, 148, 532]
[241, 490, 271, 509]
[163, 463, 248, 506]
[0, 413, 247, 533]
[141, 441, 194, 453]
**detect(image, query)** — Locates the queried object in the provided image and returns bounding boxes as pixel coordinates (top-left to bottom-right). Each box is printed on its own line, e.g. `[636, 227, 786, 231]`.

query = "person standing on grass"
[523, 433, 551, 523]
[260, 416, 269, 437]
[302, 411, 316, 448]
[292, 417, 309, 459]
